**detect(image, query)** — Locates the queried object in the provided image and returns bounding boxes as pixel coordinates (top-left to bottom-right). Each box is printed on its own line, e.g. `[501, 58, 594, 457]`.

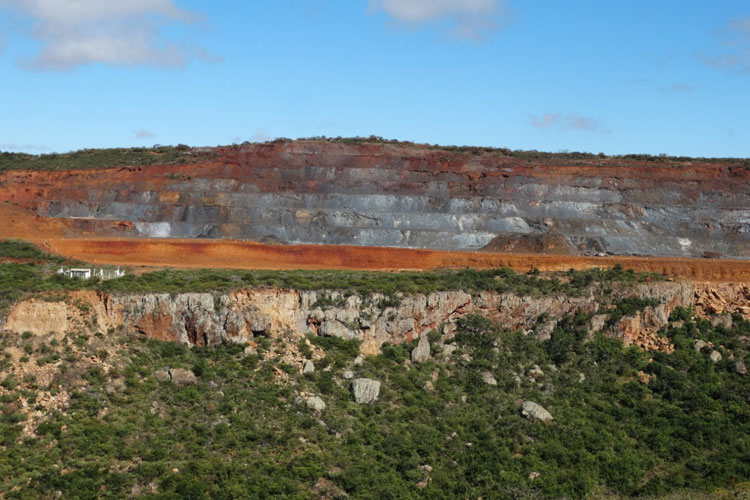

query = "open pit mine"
[1, 139, 749, 279]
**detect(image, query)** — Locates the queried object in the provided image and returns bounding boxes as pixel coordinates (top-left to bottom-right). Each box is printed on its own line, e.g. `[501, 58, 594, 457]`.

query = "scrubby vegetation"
[0, 306, 748, 499]
[0, 145, 210, 172]
[0, 237, 661, 315]
[1, 138, 747, 172]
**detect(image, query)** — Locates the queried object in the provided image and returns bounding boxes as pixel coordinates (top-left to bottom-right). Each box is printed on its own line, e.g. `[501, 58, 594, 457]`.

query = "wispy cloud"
[529, 113, 610, 133]
[0, 0, 218, 70]
[702, 15, 750, 74]
[368, 0, 509, 40]
[134, 129, 156, 139]
[0, 143, 52, 152]
[663, 81, 694, 92]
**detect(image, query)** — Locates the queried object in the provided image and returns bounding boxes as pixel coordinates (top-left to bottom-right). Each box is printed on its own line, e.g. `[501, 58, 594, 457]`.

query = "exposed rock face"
[3, 141, 749, 259]
[694, 284, 750, 316]
[1, 281, 703, 355]
[521, 401, 553, 422]
[352, 378, 381, 404]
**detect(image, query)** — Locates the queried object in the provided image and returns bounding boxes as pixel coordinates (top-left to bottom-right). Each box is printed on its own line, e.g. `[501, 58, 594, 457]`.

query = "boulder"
[154, 370, 170, 382]
[168, 368, 197, 386]
[306, 396, 326, 412]
[342, 370, 354, 380]
[710, 350, 723, 363]
[521, 401, 553, 422]
[481, 371, 497, 386]
[411, 335, 431, 364]
[352, 378, 381, 404]
[527, 364, 544, 381]
[736, 361, 747, 375]
[303, 360, 315, 374]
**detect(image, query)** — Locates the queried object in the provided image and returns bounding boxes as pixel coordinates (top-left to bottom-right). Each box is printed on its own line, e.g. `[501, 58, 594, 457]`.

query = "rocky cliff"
[1, 140, 748, 258]
[4, 280, 726, 355]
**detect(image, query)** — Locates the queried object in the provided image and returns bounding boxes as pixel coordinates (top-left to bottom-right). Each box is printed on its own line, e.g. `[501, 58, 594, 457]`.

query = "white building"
[57, 267, 125, 280]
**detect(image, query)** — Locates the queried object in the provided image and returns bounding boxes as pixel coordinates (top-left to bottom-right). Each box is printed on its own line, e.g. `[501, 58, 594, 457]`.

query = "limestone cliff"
[3, 280, 724, 355]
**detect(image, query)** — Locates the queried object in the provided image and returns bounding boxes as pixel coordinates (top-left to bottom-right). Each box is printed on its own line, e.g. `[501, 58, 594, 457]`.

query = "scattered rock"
[578, 372, 586, 383]
[736, 361, 747, 375]
[416, 478, 432, 489]
[154, 370, 169, 382]
[521, 401, 553, 422]
[588, 314, 608, 334]
[411, 335, 431, 364]
[168, 368, 197, 386]
[637, 370, 652, 384]
[352, 378, 381, 404]
[710, 350, 723, 363]
[710, 315, 733, 329]
[441, 344, 457, 358]
[535, 320, 557, 341]
[527, 364, 544, 381]
[528, 471, 540, 481]
[481, 371, 497, 386]
[243, 345, 257, 356]
[306, 396, 326, 412]
[421, 464, 433, 473]
[694, 339, 708, 352]
[303, 360, 315, 374]
[353, 355, 364, 366]
[150, 400, 167, 417]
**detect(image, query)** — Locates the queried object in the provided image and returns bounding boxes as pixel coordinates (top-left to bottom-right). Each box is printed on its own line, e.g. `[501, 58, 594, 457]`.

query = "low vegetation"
[0, 306, 748, 499]
[1, 138, 747, 173]
[0, 145, 209, 172]
[0, 239, 662, 317]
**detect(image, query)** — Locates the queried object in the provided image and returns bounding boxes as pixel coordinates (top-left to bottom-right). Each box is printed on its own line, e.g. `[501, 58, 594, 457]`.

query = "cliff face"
[1, 141, 748, 259]
[2, 281, 708, 355]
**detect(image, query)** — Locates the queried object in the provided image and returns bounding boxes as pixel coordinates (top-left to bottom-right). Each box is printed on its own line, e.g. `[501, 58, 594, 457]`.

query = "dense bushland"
[0, 308, 748, 499]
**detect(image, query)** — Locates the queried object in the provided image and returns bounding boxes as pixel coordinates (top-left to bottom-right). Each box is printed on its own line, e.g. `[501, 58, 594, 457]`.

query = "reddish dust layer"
[32, 237, 750, 282]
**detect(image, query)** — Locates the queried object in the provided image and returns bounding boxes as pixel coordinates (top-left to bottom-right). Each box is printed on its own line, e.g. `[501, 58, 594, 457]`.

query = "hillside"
[1, 138, 749, 262]
[1, 240, 750, 498]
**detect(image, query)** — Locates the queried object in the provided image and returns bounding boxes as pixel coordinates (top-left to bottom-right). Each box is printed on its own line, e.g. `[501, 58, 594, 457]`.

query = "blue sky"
[0, 1, 748, 157]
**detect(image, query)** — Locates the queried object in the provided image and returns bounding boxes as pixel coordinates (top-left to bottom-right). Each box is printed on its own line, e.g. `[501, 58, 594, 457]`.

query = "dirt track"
[26, 236, 750, 282]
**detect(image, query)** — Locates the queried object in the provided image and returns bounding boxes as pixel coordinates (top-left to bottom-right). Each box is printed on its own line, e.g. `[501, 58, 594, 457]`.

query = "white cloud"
[134, 129, 156, 139]
[529, 113, 610, 133]
[702, 16, 750, 74]
[0, 0, 215, 70]
[369, 0, 508, 39]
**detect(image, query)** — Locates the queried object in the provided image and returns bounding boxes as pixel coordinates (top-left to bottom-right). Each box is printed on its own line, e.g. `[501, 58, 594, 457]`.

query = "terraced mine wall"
[1, 141, 748, 258]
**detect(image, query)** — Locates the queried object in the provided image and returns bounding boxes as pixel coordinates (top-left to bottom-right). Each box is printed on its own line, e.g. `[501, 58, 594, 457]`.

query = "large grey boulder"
[411, 335, 431, 364]
[168, 368, 197, 386]
[521, 401, 553, 422]
[352, 378, 381, 404]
